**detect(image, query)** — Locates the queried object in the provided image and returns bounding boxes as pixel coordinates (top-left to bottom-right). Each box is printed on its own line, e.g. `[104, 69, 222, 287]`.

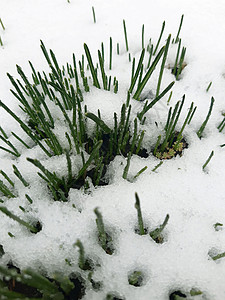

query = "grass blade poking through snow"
[0, 265, 62, 297]
[123, 20, 129, 52]
[142, 24, 145, 49]
[86, 113, 111, 133]
[211, 251, 225, 261]
[84, 43, 100, 89]
[129, 48, 145, 94]
[133, 46, 165, 100]
[133, 166, 148, 180]
[153, 21, 165, 55]
[0, 180, 16, 198]
[137, 81, 175, 121]
[156, 34, 171, 97]
[218, 114, 225, 132]
[92, 6, 96, 23]
[94, 207, 107, 253]
[174, 14, 184, 44]
[13, 165, 29, 187]
[206, 81, 212, 92]
[0, 206, 39, 233]
[197, 97, 215, 138]
[202, 150, 214, 171]
[109, 37, 112, 70]
[149, 214, 169, 243]
[0, 170, 14, 187]
[135, 192, 146, 235]
[0, 18, 5, 30]
[74, 239, 92, 271]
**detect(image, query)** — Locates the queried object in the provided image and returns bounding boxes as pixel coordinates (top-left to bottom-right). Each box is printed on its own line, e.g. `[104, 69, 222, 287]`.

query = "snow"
[1, 0, 225, 299]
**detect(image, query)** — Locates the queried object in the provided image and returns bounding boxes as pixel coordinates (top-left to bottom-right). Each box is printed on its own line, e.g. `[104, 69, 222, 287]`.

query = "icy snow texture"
[1, 0, 225, 299]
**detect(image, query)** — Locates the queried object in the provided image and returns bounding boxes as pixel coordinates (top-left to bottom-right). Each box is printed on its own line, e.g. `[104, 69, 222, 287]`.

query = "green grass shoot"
[156, 34, 171, 97]
[174, 14, 184, 43]
[0, 180, 15, 198]
[133, 46, 165, 100]
[0, 206, 39, 233]
[109, 37, 112, 70]
[153, 21, 165, 55]
[123, 19, 129, 52]
[142, 24, 145, 49]
[13, 165, 29, 187]
[0, 18, 5, 30]
[149, 214, 169, 243]
[152, 161, 163, 172]
[206, 81, 212, 92]
[94, 207, 107, 252]
[0, 170, 14, 187]
[75, 239, 88, 270]
[92, 6, 96, 23]
[84, 43, 100, 88]
[211, 251, 225, 261]
[202, 150, 214, 171]
[135, 192, 146, 235]
[133, 166, 147, 180]
[197, 97, 215, 138]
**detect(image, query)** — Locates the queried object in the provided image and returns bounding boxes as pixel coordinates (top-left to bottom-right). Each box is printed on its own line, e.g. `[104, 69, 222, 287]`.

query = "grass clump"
[0, 206, 41, 234]
[153, 95, 195, 160]
[94, 207, 114, 255]
[128, 270, 144, 287]
[0, 36, 174, 195]
[134, 193, 169, 243]
[0, 263, 87, 299]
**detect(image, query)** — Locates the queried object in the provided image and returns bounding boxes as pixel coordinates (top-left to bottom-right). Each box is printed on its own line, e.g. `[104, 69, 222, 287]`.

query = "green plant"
[169, 288, 203, 299]
[153, 95, 195, 159]
[0, 17, 191, 299]
[0, 18, 5, 31]
[92, 6, 96, 23]
[0, 206, 41, 234]
[128, 270, 144, 287]
[94, 207, 114, 255]
[134, 192, 146, 235]
[149, 214, 169, 243]
[0, 264, 84, 299]
[202, 150, 214, 171]
[197, 97, 215, 138]
[134, 193, 169, 243]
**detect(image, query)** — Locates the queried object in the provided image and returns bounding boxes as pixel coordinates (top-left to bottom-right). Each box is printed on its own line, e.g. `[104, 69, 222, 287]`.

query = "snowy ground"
[1, 0, 225, 299]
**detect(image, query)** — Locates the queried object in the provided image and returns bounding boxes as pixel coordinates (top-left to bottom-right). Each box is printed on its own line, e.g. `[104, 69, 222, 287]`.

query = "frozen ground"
[1, 0, 225, 299]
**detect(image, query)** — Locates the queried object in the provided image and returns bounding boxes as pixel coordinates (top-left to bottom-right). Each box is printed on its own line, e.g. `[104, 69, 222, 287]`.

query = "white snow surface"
[0, 0, 225, 299]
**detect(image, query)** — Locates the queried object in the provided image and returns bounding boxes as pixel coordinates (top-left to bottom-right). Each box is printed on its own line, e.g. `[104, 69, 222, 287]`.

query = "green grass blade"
[149, 214, 169, 242]
[86, 112, 111, 133]
[156, 34, 171, 97]
[153, 21, 165, 55]
[135, 192, 145, 235]
[0, 206, 38, 233]
[174, 14, 184, 43]
[84, 43, 100, 88]
[129, 49, 145, 94]
[13, 165, 29, 187]
[197, 97, 215, 138]
[133, 46, 165, 100]
[202, 150, 214, 170]
[123, 19, 129, 52]
[92, 6, 96, 23]
[138, 81, 175, 120]
[76, 140, 103, 180]
[109, 37, 112, 70]
[94, 207, 107, 251]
